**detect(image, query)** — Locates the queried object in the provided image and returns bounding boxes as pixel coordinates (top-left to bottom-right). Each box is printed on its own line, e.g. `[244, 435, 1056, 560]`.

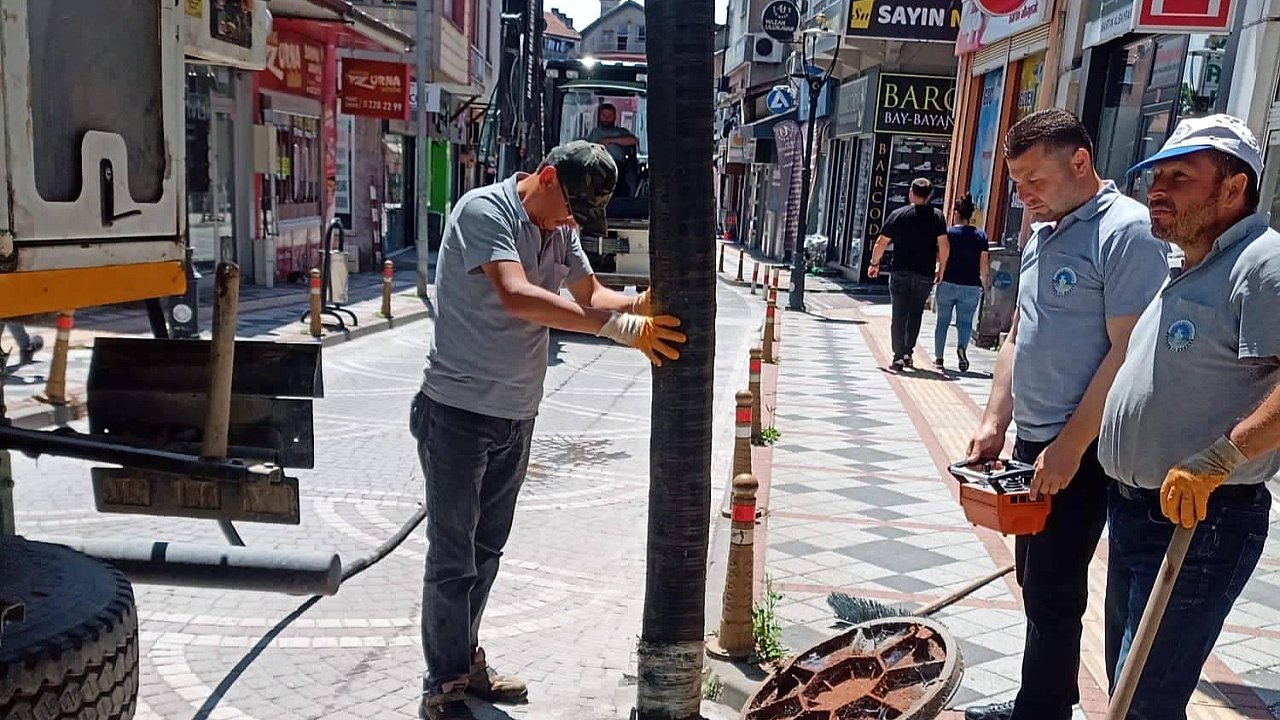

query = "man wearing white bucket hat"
[1099, 114, 1280, 718]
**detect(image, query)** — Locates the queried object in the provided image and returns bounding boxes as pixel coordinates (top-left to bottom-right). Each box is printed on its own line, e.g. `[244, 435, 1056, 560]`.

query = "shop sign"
[861, 134, 894, 274]
[186, 0, 203, 17]
[835, 75, 871, 137]
[956, 0, 1049, 54]
[872, 73, 956, 137]
[263, 30, 324, 100]
[845, 0, 963, 42]
[341, 59, 411, 121]
[727, 128, 748, 163]
[761, 0, 801, 41]
[1084, 0, 1137, 48]
[1136, 0, 1233, 33]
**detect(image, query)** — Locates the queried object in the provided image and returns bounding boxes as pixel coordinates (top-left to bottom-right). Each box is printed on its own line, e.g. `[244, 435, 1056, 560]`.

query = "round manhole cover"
[743, 617, 963, 720]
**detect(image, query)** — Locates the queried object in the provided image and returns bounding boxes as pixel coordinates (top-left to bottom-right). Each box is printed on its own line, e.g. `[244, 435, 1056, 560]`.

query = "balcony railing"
[469, 45, 485, 85]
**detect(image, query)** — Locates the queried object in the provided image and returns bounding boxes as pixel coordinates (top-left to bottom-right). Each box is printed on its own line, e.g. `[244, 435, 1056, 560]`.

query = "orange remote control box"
[949, 460, 1051, 536]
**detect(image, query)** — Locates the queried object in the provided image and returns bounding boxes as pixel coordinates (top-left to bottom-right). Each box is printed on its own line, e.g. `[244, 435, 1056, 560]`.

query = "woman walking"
[934, 194, 988, 372]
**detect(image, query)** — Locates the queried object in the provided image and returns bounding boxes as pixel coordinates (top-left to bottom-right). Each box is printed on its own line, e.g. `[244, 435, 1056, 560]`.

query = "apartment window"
[602, 29, 615, 46]
[638, 25, 646, 41]
[617, 35, 628, 51]
[448, 0, 465, 27]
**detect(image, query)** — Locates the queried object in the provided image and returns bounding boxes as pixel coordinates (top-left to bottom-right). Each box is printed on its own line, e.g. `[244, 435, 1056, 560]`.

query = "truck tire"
[0, 537, 139, 720]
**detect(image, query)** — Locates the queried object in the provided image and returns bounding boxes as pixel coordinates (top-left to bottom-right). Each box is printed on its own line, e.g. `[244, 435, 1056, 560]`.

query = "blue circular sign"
[993, 271, 1013, 290]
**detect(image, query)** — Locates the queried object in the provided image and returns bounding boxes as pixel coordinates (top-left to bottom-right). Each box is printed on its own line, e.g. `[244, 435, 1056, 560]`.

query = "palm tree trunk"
[636, 0, 716, 718]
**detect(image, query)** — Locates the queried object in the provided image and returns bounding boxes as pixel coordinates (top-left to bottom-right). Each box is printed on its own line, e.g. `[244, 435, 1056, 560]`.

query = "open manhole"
[743, 617, 963, 720]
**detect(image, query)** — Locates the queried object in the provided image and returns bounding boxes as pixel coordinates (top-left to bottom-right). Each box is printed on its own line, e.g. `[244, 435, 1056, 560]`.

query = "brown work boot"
[419, 690, 475, 720]
[466, 648, 528, 704]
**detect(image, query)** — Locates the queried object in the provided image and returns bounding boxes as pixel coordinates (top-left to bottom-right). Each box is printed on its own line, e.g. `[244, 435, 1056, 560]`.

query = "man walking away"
[1099, 114, 1278, 720]
[411, 141, 686, 720]
[963, 109, 1169, 720]
[867, 178, 949, 371]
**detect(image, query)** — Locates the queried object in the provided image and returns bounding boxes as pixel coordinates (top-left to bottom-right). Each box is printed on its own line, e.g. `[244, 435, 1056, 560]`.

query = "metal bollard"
[309, 268, 322, 338]
[763, 298, 777, 364]
[751, 262, 760, 295]
[381, 260, 395, 319]
[709, 473, 760, 660]
[43, 311, 74, 406]
[202, 263, 240, 461]
[736, 246, 745, 282]
[733, 390, 753, 480]
[718, 243, 725, 273]
[749, 347, 763, 443]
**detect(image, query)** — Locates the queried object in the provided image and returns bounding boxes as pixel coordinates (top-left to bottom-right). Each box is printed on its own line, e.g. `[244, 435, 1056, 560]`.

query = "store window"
[265, 111, 322, 220]
[968, 68, 1004, 229]
[186, 64, 237, 269]
[1096, 39, 1154, 190]
[998, 53, 1045, 249]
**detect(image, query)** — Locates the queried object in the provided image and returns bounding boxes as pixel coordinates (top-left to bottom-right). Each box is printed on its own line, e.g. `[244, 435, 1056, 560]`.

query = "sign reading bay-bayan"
[873, 73, 956, 137]
[846, 0, 962, 42]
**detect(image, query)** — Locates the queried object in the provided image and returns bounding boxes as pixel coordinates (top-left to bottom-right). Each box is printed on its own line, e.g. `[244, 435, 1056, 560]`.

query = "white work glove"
[597, 312, 686, 367]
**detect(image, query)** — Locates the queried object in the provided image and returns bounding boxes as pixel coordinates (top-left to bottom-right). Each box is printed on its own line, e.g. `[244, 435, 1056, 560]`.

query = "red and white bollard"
[763, 298, 777, 363]
[709, 473, 760, 660]
[43, 311, 74, 406]
[751, 263, 760, 295]
[733, 390, 753, 480]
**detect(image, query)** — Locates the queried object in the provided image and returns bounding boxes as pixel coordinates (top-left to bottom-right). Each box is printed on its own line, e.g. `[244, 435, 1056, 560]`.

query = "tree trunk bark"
[636, 0, 716, 719]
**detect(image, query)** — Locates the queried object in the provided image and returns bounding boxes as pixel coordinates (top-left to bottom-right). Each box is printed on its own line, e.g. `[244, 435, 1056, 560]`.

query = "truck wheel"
[0, 537, 139, 720]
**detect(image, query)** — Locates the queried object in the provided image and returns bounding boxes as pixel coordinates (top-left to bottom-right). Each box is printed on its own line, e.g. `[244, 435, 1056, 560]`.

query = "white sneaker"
[893, 162, 911, 170]
[889, 194, 906, 203]
[914, 161, 933, 171]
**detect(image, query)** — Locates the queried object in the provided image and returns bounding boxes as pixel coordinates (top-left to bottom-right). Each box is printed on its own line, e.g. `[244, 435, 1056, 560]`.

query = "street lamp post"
[787, 27, 838, 313]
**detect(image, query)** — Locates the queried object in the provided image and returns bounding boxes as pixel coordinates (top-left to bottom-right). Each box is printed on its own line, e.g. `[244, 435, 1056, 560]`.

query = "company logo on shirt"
[1051, 267, 1078, 296]
[1166, 319, 1196, 352]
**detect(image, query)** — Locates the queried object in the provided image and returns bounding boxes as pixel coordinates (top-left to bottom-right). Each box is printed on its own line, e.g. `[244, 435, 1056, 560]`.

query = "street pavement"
[6, 279, 760, 719]
[746, 270, 1280, 720]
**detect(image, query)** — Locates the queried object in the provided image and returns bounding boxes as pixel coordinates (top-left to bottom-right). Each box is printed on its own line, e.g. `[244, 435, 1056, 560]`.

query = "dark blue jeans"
[1106, 482, 1271, 719]
[410, 392, 536, 697]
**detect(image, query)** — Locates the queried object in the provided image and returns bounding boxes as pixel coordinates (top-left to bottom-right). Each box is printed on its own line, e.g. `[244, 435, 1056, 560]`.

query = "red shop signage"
[262, 30, 324, 100]
[1136, 0, 1232, 32]
[341, 59, 411, 121]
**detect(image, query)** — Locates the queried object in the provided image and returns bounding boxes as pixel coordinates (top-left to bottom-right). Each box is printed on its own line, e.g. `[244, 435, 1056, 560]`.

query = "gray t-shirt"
[422, 176, 593, 420]
[1100, 214, 1280, 489]
[1012, 182, 1169, 443]
[586, 125, 634, 164]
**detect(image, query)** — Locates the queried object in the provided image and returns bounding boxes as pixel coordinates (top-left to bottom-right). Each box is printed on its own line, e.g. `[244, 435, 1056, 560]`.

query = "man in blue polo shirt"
[1099, 114, 1279, 719]
[964, 109, 1170, 720]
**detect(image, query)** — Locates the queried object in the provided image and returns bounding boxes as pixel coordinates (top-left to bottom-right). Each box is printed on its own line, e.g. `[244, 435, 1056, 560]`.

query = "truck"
[0, 4, 345, 718]
[543, 57, 650, 290]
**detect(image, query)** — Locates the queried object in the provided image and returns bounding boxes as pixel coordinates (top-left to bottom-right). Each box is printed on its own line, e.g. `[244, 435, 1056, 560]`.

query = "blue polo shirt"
[1012, 182, 1170, 443]
[1100, 213, 1280, 489]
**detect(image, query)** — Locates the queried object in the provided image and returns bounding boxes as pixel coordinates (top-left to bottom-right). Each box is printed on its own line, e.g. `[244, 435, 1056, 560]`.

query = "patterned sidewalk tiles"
[751, 290, 1280, 719]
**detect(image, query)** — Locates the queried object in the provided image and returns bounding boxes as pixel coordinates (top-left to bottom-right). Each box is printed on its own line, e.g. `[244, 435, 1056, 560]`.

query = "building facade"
[579, 0, 647, 61]
[545, 8, 582, 61]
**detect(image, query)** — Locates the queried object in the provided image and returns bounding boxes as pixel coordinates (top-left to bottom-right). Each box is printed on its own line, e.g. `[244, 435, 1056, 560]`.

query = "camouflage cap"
[546, 141, 617, 236]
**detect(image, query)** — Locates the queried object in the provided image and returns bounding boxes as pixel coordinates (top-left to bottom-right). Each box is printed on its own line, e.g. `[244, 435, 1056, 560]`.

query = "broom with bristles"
[828, 564, 1016, 624]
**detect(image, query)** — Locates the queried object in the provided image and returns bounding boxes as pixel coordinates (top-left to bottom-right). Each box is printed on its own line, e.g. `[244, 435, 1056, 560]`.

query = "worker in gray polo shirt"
[410, 141, 685, 720]
[964, 110, 1169, 720]
[1099, 115, 1278, 719]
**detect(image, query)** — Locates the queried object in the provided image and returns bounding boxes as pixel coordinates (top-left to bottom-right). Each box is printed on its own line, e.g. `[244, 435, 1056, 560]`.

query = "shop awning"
[267, 0, 412, 52]
[742, 111, 797, 139]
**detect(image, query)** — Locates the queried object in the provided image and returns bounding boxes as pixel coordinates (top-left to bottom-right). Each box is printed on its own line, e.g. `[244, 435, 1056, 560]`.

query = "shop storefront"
[186, 64, 248, 274]
[950, 0, 1054, 249]
[1080, 0, 1231, 199]
[861, 73, 957, 281]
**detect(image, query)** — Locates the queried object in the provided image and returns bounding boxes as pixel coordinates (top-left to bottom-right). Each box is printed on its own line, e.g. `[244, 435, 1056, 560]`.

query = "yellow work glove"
[1161, 436, 1247, 529]
[630, 290, 651, 316]
[597, 312, 686, 367]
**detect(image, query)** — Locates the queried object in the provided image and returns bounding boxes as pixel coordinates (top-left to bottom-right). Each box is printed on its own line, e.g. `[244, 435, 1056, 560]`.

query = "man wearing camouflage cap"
[410, 141, 685, 719]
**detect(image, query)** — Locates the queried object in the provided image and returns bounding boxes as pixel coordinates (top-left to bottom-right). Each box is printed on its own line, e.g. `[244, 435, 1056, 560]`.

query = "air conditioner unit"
[747, 33, 783, 64]
[751, 33, 785, 64]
